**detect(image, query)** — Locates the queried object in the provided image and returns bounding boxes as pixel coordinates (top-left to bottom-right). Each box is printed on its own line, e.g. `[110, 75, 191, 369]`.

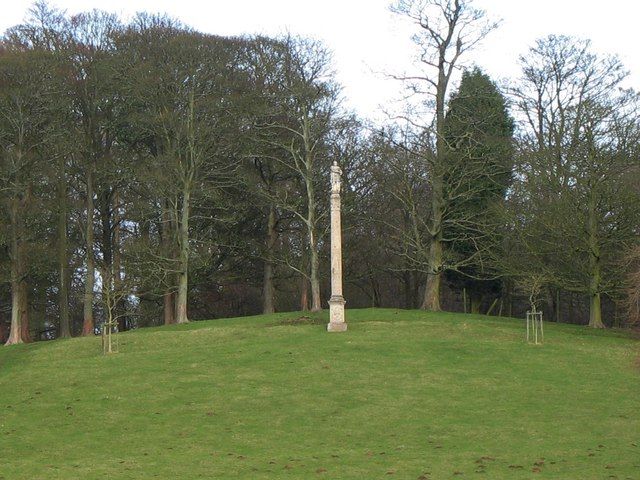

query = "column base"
[327, 322, 347, 332]
[327, 296, 346, 332]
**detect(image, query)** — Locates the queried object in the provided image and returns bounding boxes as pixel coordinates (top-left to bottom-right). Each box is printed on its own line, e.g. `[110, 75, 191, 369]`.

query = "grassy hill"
[0, 309, 638, 479]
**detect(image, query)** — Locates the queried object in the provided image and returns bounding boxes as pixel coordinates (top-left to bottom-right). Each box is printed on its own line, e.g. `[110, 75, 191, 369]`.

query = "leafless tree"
[391, 0, 498, 310]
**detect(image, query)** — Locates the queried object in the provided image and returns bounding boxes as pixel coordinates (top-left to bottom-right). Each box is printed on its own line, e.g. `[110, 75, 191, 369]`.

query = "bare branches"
[390, 0, 499, 114]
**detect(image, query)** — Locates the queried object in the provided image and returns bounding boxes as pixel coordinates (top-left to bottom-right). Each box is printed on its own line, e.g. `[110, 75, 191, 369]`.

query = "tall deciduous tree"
[391, 0, 498, 310]
[115, 21, 246, 324]
[262, 36, 339, 312]
[510, 35, 640, 327]
[4, 1, 75, 338]
[66, 10, 122, 335]
[0, 46, 55, 344]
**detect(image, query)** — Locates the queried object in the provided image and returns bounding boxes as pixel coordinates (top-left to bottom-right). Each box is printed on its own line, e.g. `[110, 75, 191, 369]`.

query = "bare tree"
[0, 45, 55, 344]
[510, 35, 640, 327]
[257, 35, 339, 312]
[623, 246, 640, 326]
[391, 0, 498, 310]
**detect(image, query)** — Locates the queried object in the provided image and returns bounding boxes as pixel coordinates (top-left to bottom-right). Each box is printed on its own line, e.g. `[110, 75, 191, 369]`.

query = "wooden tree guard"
[526, 309, 543, 344]
[102, 319, 119, 354]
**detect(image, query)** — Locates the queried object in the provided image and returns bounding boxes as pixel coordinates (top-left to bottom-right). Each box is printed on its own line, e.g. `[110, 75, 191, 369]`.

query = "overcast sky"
[1, 0, 638, 122]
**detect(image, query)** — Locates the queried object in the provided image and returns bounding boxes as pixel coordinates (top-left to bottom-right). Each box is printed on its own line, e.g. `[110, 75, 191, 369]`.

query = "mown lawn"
[0, 308, 638, 479]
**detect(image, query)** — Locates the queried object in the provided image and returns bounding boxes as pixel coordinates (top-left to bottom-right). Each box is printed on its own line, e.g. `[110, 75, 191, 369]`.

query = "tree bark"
[422, 234, 443, 310]
[161, 200, 176, 325]
[0, 320, 7, 344]
[19, 278, 30, 343]
[176, 187, 191, 324]
[6, 196, 28, 345]
[112, 191, 127, 331]
[163, 291, 176, 325]
[421, 53, 448, 312]
[370, 275, 381, 308]
[305, 172, 321, 312]
[262, 205, 277, 314]
[309, 227, 321, 312]
[587, 191, 604, 328]
[82, 166, 95, 336]
[403, 270, 413, 309]
[58, 155, 71, 338]
[300, 275, 309, 312]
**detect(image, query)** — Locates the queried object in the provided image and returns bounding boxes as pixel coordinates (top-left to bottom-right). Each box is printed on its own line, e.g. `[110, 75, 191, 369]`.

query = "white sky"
[1, 0, 639, 123]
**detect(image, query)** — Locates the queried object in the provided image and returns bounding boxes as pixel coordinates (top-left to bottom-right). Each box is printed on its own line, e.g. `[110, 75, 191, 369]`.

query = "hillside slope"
[0, 309, 638, 479]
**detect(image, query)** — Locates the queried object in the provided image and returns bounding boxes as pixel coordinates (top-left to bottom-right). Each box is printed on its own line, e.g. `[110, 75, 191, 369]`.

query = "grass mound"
[0, 309, 638, 479]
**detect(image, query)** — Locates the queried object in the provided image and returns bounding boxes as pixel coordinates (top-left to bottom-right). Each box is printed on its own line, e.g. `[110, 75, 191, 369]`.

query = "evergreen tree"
[442, 68, 514, 313]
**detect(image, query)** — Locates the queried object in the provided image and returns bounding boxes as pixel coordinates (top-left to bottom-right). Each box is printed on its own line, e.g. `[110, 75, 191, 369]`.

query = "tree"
[623, 245, 640, 326]
[258, 36, 340, 312]
[391, 0, 498, 310]
[509, 35, 640, 327]
[65, 10, 123, 335]
[0, 45, 55, 344]
[356, 124, 431, 308]
[3, 1, 76, 338]
[441, 67, 514, 312]
[114, 20, 247, 324]
[241, 36, 298, 314]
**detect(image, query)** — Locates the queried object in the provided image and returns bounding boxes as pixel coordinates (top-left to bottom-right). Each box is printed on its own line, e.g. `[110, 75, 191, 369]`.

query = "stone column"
[327, 161, 347, 332]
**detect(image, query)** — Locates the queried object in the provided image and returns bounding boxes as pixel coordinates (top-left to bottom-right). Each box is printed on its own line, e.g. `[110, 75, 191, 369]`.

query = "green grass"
[1, 309, 638, 479]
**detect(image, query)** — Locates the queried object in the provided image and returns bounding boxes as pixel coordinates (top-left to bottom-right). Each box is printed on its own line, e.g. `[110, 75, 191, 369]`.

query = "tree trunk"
[553, 288, 561, 323]
[589, 292, 603, 328]
[470, 294, 482, 314]
[176, 187, 190, 324]
[403, 270, 412, 309]
[300, 276, 309, 312]
[0, 320, 7, 343]
[421, 44, 450, 312]
[422, 86, 445, 310]
[100, 188, 114, 276]
[161, 200, 176, 325]
[306, 176, 321, 312]
[82, 167, 95, 336]
[7, 279, 22, 346]
[587, 192, 604, 328]
[422, 236, 443, 310]
[163, 291, 176, 325]
[262, 205, 277, 314]
[309, 230, 321, 312]
[369, 272, 381, 308]
[6, 196, 27, 345]
[112, 191, 127, 331]
[299, 112, 322, 313]
[58, 155, 71, 338]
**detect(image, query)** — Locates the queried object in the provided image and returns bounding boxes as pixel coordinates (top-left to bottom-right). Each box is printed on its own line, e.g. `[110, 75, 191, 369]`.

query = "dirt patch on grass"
[268, 316, 325, 327]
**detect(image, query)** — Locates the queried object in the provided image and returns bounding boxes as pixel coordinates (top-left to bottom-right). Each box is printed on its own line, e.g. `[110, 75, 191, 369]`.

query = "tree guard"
[526, 308, 543, 345]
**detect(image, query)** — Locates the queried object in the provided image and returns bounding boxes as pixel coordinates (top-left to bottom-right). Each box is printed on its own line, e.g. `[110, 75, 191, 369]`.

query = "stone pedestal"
[327, 161, 347, 332]
[328, 295, 347, 332]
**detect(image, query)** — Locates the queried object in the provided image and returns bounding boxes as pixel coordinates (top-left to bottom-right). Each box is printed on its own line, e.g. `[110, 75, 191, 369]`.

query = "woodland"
[1, 0, 639, 345]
